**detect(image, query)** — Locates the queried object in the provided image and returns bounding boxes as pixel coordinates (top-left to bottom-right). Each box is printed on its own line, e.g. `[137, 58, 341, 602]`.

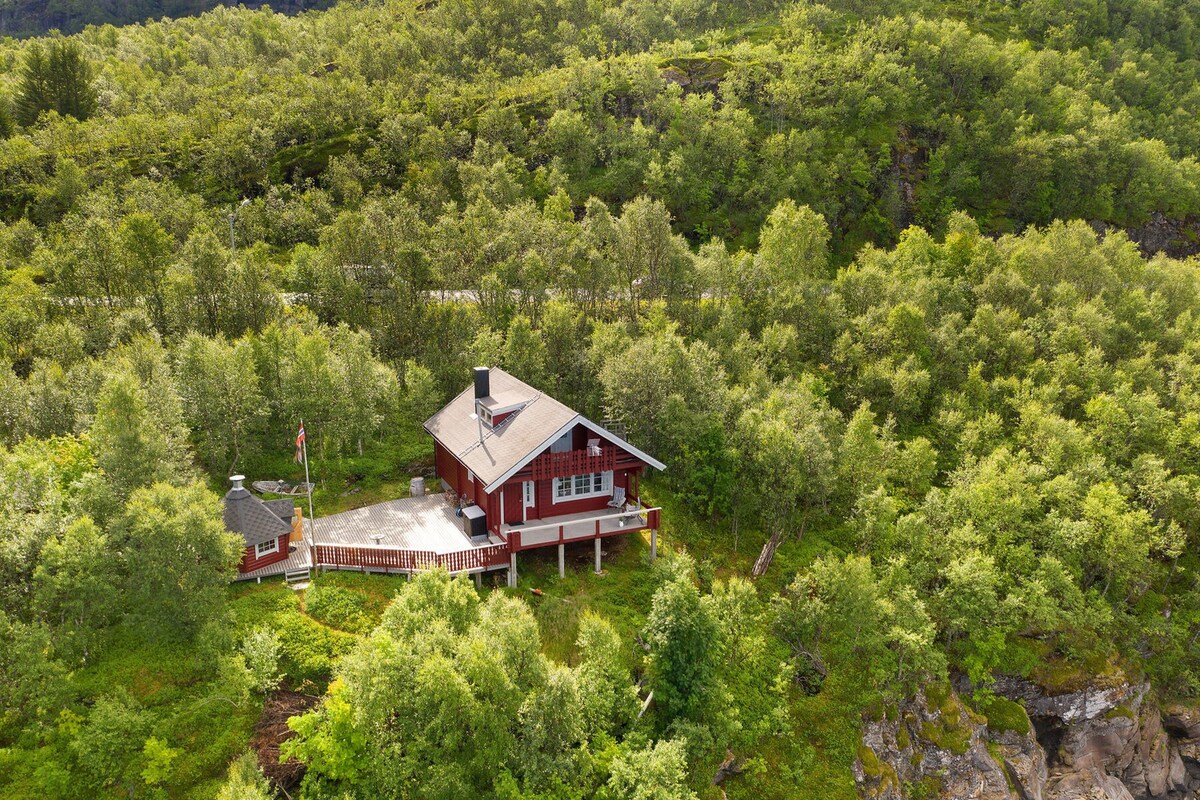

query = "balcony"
[530, 447, 615, 480]
[503, 503, 662, 550]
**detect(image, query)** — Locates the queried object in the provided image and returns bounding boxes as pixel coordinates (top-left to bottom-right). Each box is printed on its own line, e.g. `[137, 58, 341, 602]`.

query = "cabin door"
[523, 480, 535, 522]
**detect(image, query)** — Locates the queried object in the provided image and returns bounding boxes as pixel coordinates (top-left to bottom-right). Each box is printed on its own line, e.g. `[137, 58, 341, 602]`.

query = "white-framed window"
[255, 538, 280, 558]
[552, 471, 612, 502]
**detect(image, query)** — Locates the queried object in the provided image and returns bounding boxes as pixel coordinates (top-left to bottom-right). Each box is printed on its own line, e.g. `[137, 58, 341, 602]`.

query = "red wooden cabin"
[425, 367, 665, 583]
[223, 475, 300, 575]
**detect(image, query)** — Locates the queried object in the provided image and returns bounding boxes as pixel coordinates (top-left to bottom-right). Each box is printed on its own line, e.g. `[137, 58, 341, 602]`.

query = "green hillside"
[1, 0, 1200, 798]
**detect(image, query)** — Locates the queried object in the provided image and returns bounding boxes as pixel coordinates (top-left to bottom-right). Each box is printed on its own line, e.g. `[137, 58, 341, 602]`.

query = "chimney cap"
[229, 475, 246, 489]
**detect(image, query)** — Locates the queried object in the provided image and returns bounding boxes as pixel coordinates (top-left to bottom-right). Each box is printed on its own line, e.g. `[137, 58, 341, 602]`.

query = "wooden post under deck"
[651, 528, 657, 561]
[594, 537, 602, 574]
[558, 543, 565, 578]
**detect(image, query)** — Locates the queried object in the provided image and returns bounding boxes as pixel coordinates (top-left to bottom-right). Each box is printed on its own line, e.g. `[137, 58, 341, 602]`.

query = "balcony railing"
[530, 447, 616, 480]
[508, 504, 662, 550]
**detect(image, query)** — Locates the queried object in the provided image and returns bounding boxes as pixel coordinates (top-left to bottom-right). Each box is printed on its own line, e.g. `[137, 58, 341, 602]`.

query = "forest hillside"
[1, 1, 1200, 799]
[0, 0, 336, 37]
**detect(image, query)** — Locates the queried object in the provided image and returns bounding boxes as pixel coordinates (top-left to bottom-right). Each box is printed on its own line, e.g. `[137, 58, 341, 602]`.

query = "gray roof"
[224, 488, 294, 547]
[424, 368, 665, 493]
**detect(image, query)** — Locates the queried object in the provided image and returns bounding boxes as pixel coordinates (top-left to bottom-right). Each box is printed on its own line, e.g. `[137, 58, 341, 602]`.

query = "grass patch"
[970, 693, 1031, 736]
[514, 531, 657, 668]
[233, 430, 433, 518]
[1105, 704, 1135, 720]
[917, 688, 974, 755]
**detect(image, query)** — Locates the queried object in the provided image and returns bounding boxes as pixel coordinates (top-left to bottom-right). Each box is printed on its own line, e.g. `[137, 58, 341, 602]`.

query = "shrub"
[273, 612, 355, 687]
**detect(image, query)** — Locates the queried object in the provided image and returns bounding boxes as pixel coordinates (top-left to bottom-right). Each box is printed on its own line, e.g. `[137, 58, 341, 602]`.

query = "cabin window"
[549, 430, 572, 453]
[256, 538, 279, 558]
[552, 471, 612, 502]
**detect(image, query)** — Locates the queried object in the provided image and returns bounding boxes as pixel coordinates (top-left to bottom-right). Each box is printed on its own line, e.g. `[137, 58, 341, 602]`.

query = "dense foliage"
[2, 0, 1200, 797]
[0, 0, 335, 37]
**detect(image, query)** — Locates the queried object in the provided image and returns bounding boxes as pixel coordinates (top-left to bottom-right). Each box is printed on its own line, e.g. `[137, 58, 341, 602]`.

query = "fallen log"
[713, 749, 746, 785]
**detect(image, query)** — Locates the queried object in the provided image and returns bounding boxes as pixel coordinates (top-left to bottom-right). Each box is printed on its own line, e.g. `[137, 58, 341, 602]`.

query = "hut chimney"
[229, 475, 245, 491]
[474, 366, 490, 399]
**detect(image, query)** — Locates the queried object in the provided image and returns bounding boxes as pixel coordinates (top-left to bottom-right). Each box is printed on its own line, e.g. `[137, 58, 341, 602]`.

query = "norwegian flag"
[295, 422, 306, 463]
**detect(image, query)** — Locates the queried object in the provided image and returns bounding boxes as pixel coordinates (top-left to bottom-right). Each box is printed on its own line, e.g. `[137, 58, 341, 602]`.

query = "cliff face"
[855, 678, 1200, 800]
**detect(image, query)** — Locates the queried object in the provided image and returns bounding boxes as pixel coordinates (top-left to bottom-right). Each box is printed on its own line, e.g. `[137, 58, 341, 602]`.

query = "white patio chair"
[587, 438, 602, 456]
[607, 486, 626, 510]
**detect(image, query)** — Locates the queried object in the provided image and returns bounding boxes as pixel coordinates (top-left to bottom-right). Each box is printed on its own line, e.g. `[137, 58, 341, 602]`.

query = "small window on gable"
[256, 538, 279, 558]
[550, 430, 572, 453]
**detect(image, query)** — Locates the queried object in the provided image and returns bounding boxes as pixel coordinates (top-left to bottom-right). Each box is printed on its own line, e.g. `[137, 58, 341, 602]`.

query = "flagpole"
[302, 418, 315, 550]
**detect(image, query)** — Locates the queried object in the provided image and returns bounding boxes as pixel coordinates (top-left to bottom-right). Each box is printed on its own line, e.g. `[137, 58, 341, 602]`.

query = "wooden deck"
[314, 493, 503, 552]
[311, 493, 508, 575]
[233, 494, 659, 580]
[235, 521, 313, 582]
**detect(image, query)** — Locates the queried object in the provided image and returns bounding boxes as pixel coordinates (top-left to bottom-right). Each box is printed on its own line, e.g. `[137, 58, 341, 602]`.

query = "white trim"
[255, 538, 280, 558]
[482, 414, 666, 493]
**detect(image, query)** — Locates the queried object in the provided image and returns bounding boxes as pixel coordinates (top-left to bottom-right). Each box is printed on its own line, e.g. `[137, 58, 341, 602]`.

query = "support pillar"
[474, 572, 482, 588]
[650, 528, 657, 561]
[509, 553, 518, 588]
[558, 543, 565, 578]
[594, 537, 602, 574]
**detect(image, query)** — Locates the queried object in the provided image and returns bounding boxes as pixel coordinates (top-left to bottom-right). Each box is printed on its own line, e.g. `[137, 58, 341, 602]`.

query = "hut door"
[523, 480, 535, 522]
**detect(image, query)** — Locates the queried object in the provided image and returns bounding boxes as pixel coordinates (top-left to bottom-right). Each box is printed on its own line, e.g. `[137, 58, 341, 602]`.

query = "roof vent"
[230, 474, 245, 490]
[474, 366, 490, 400]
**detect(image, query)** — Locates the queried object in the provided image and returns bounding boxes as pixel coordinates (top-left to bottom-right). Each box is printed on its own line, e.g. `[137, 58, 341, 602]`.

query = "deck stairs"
[284, 568, 311, 588]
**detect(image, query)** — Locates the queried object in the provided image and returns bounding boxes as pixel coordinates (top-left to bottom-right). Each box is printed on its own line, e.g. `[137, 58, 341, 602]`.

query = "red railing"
[313, 543, 510, 573]
[530, 448, 616, 480]
[438, 545, 510, 572]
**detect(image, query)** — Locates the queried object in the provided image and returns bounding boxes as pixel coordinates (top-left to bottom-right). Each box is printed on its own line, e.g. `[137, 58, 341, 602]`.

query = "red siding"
[238, 533, 290, 573]
[434, 441, 459, 495]
[432, 418, 653, 536]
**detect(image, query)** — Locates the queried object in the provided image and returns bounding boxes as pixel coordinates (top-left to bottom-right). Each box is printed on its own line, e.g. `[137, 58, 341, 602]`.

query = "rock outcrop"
[1091, 214, 1200, 259]
[855, 678, 1200, 800]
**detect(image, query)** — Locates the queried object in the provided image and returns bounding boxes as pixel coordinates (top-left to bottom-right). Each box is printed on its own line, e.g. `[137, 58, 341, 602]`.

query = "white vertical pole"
[302, 419, 315, 550]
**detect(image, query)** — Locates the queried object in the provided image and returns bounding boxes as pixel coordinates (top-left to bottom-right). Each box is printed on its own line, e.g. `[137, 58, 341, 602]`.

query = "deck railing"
[313, 542, 510, 573]
[509, 505, 661, 550]
[530, 448, 616, 480]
